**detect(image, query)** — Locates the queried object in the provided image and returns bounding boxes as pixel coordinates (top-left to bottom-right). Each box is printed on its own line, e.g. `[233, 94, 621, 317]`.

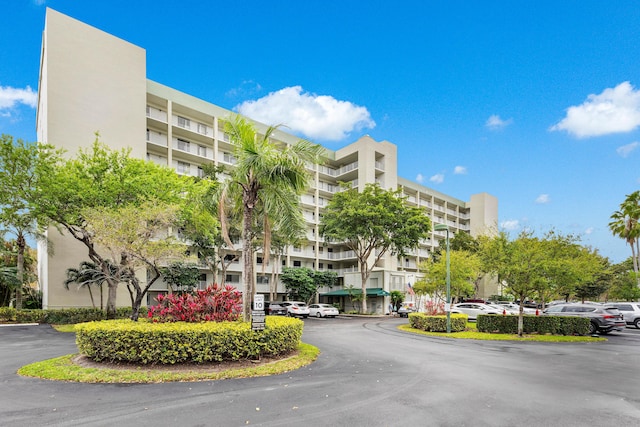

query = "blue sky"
[1, 0, 640, 263]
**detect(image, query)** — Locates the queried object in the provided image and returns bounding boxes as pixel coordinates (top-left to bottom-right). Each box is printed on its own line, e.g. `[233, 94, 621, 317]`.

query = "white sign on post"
[253, 294, 264, 311]
[444, 303, 451, 312]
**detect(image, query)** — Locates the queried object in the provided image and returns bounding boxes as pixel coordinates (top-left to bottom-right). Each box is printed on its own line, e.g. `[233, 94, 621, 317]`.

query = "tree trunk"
[242, 202, 255, 322]
[360, 259, 370, 314]
[15, 232, 25, 310]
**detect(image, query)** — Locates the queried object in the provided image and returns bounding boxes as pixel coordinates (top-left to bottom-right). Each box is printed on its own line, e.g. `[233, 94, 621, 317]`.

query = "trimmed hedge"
[0, 307, 146, 324]
[408, 312, 468, 332]
[75, 316, 303, 364]
[476, 314, 590, 335]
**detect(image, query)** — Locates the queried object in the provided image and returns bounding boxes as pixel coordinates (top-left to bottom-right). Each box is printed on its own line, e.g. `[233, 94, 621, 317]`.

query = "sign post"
[252, 294, 265, 331]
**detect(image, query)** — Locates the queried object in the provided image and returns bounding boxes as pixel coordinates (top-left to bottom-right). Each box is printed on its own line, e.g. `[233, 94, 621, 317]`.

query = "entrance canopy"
[321, 288, 390, 297]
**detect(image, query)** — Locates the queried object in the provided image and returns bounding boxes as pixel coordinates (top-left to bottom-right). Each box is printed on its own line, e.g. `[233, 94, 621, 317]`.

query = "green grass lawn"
[398, 322, 606, 342]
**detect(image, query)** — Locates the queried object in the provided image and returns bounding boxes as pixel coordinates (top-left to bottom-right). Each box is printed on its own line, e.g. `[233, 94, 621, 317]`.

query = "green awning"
[321, 288, 390, 297]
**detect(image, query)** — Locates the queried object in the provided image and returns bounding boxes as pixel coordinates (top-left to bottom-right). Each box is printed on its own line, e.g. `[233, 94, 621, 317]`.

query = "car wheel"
[634, 318, 640, 329]
[303, 315, 308, 318]
[286, 311, 292, 317]
[588, 322, 598, 334]
[316, 312, 322, 318]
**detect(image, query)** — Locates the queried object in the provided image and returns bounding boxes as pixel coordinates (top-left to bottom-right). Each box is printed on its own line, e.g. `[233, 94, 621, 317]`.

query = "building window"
[197, 166, 204, 178]
[197, 123, 208, 135]
[177, 161, 190, 174]
[257, 257, 263, 264]
[319, 263, 324, 269]
[225, 274, 240, 283]
[177, 138, 190, 152]
[257, 276, 269, 284]
[293, 260, 301, 267]
[197, 145, 207, 157]
[328, 264, 333, 270]
[177, 116, 190, 129]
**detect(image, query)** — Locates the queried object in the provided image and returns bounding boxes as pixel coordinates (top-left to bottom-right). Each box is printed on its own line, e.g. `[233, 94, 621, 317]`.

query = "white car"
[451, 303, 502, 321]
[487, 304, 519, 315]
[496, 302, 537, 315]
[308, 303, 339, 318]
[281, 301, 310, 318]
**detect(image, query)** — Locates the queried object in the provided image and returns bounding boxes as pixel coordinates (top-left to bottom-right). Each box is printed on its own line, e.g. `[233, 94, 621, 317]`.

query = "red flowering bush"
[424, 300, 445, 315]
[148, 284, 242, 322]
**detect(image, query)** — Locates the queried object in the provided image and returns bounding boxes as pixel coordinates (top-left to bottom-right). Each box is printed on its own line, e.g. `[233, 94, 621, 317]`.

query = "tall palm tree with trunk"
[609, 191, 640, 284]
[219, 116, 324, 321]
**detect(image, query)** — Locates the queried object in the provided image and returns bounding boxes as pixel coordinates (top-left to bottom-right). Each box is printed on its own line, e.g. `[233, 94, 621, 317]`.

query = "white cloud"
[430, 173, 444, 184]
[501, 220, 520, 231]
[584, 227, 594, 235]
[485, 114, 513, 130]
[453, 166, 467, 175]
[550, 81, 640, 138]
[617, 141, 639, 158]
[535, 194, 550, 204]
[0, 85, 37, 112]
[416, 173, 424, 183]
[235, 86, 375, 141]
[225, 80, 262, 98]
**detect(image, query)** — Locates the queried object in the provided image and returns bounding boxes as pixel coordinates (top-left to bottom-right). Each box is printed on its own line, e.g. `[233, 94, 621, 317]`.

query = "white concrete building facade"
[36, 9, 498, 313]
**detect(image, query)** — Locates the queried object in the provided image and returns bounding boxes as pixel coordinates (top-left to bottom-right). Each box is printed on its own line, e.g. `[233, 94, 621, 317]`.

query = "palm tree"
[64, 261, 118, 310]
[609, 191, 640, 283]
[219, 116, 324, 321]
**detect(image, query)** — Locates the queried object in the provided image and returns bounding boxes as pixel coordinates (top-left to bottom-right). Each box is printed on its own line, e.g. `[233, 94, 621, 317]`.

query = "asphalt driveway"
[1, 319, 640, 426]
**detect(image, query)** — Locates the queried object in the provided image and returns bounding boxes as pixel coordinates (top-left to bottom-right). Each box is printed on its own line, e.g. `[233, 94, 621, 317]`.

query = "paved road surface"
[1, 318, 640, 426]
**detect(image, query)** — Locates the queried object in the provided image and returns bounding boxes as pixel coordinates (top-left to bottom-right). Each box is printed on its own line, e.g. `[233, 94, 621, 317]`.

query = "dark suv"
[542, 303, 625, 334]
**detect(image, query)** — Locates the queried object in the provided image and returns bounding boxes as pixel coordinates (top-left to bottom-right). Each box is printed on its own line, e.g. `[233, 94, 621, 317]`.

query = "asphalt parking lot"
[2, 318, 640, 426]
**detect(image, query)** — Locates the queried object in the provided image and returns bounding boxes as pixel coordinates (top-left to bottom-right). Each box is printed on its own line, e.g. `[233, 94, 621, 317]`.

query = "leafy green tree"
[219, 116, 324, 321]
[450, 231, 479, 252]
[314, 270, 338, 290]
[479, 231, 546, 336]
[390, 290, 404, 311]
[0, 135, 62, 308]
[38, 140, 195, 319]
[161, 261, 202, 293]
[320, 183, 431, 313]
[608, 258, 640, 301]
[281, 267, 316, 303]
[415, 250, 480, 303]
[609, 191, 640, 281]
[82, 202, 189, 321]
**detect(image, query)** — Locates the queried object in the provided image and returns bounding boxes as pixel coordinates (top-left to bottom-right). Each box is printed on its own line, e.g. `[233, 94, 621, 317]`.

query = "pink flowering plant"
[424, 299, 446, 315]
[148, 284, 242, 322]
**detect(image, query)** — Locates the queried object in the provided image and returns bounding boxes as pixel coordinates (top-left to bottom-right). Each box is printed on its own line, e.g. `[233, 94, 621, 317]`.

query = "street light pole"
[434, 224, 451, 333]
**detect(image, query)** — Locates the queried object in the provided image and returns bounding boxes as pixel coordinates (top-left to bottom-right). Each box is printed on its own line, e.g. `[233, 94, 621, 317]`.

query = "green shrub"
[408, 312, 468, 332]
[0, 307, 17, 322]
[0, 307, 147, 324]
[75, 316, 303, 364]
[16, 309, 47, 323]
[477, 314, 590, 335]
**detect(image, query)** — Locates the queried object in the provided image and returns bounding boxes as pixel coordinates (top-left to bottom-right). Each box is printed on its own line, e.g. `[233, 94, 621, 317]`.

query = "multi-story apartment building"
[36, 9, 498, 314]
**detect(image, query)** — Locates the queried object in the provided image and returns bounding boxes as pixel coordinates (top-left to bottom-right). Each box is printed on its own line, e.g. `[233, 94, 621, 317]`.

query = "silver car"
[604, 302, 640, 329]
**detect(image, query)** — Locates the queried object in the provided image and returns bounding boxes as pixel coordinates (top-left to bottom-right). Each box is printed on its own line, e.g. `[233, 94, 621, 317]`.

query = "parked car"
[604, 302, 640, 329]
[487, 304, 519, 315]
[308, 303, 339, 318]
[451, 303, 502, 321]
[495, 302, 537, 315]
[266, 302, 287, 316]
[397, 302, 417, 318]
[280, 301, 310, 318]
[542, 303, 625, 334]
